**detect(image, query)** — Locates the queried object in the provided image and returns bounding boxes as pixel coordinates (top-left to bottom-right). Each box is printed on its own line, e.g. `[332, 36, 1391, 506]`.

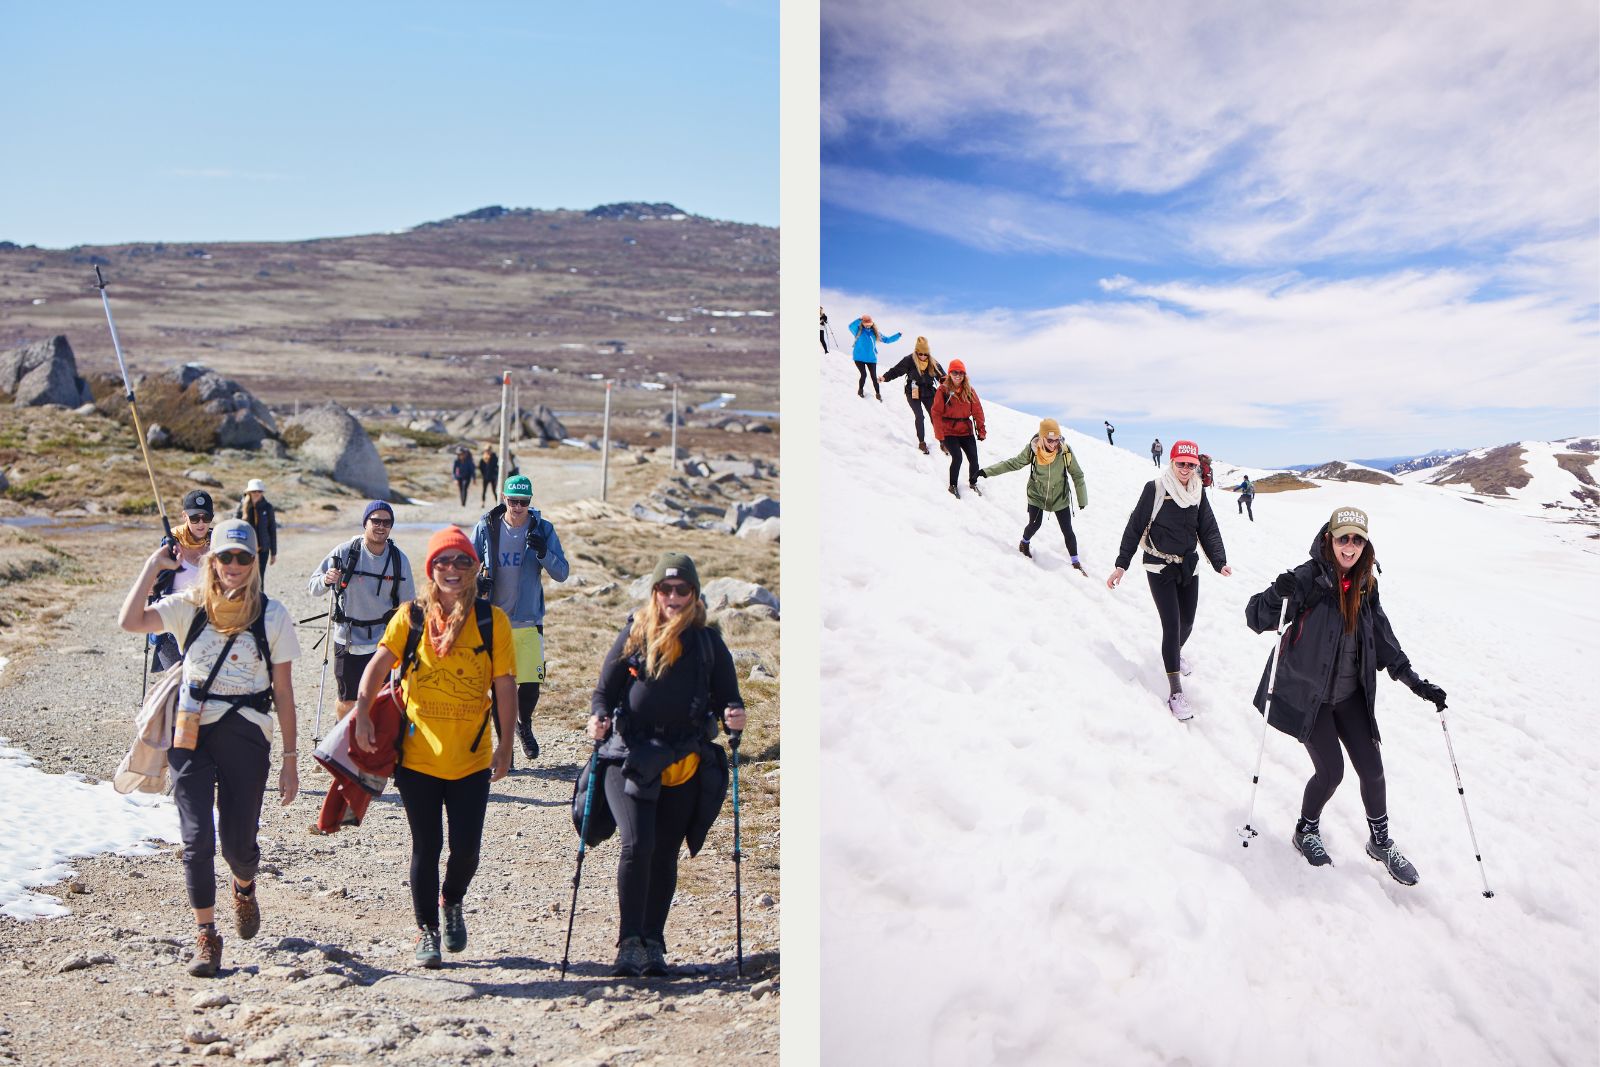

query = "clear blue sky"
[4, 1, 776, 247]
[821, 2, 1599, 468]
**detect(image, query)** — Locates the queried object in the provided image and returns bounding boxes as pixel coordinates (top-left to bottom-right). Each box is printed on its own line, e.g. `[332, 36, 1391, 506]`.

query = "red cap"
[1172, 440, 1200, 463]
[948, 359, 967, 374]
[425, 525, 478, 576]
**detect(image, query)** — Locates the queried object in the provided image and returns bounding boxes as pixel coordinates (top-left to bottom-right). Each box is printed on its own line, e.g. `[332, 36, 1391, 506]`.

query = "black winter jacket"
[1115, 480, 1227, 579]
[1244, 528, 1418, 744]
[234, 498, 278, 558]
[880, 354, 944, 402]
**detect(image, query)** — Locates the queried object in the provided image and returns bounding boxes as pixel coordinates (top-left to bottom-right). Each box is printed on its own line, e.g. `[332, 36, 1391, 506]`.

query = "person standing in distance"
[234, 479, 278, 589]
[848, 314, 901, 401]
[471, 473, 569, 761]
[452, 448, 475, 508]
[1235, 475, 1256, 521]
[479, 446, 499, 505]
[307, 501, 416, 724]
[1104, 421, 1115, 446]
[1151, 438, 1163, 466]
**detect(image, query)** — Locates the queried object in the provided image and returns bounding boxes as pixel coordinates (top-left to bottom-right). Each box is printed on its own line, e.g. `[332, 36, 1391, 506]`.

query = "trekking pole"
[1237, 596, 1292, 847]
[311, 608, 335, 744]
[730, 728, 744, 979]
[561, 715, 608, 980]
[93, 266, 171, 538]
[1434, 702, 1495, 898]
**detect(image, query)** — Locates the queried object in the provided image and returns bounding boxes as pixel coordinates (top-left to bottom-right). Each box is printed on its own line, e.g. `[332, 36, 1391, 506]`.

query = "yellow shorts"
[512, 625, 546, 685]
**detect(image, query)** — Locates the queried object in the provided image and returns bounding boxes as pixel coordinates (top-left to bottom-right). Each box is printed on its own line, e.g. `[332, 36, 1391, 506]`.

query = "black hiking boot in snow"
[1018, 541, 1032, 558]
[612, 936, 648, 978]
[918, 441, 929, 454]
[1366, 838, 1420, 886]
[1292, 829, 1333, 867]
[968, 481, 982, 496]
[948, 484, 960, 499]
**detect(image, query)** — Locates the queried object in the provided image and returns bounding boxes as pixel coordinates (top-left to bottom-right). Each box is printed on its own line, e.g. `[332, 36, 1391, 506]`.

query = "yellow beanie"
[914, 336, 930, 355]
[1039, 418, 1061, 437]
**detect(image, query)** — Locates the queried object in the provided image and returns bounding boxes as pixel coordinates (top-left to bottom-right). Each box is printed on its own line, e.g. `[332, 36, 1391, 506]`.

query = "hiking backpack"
[181, 603, 276, 718]
[333, 537, 402, 629]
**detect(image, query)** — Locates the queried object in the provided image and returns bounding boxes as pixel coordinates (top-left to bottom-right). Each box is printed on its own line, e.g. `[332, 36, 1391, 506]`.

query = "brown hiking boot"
[232, 881, 261, 940]
[188, 926, 224, 978]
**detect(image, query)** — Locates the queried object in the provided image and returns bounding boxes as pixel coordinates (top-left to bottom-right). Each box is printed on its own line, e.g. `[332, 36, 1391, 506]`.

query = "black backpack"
[181, 603, 275, 719]
[333, 537, 402, 629]
[390, 598, 499, 766]
[475, 507, 545, 599]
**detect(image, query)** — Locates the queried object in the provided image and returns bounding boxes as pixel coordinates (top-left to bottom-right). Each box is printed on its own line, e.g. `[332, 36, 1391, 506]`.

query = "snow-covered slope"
[819, 357, 1598, 1065]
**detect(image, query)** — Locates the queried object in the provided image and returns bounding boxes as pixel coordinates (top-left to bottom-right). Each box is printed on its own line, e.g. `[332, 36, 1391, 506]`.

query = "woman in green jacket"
[977, 418, 1089, 573]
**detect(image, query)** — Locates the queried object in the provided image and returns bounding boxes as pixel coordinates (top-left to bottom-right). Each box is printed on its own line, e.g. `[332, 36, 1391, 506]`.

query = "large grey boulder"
[0, 335, 92, 407]
[736, 516, 780, 543]
[725, 494, 780, 529]
[164, 363, 279, 450]
[700, 577, 780, 615]
[285, 403, 390, 497]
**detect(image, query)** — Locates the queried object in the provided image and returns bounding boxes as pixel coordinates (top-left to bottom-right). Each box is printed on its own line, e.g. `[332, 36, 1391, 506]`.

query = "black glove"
[1273, 572, 1298, 596]
[529, 528, 548, 556]
[1078, 502, 1087, 510]
[975, 469, 988, 479]
[1411, 679, 1447, 709]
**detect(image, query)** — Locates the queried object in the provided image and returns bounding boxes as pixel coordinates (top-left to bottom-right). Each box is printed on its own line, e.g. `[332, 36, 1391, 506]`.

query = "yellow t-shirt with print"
[380, 603, 514, 780]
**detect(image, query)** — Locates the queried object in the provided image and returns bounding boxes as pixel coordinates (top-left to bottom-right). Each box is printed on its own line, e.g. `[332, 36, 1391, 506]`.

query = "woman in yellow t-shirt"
[353, 526, 514, 969]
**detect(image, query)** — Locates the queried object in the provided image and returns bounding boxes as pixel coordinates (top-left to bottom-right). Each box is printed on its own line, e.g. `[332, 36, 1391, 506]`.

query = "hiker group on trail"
[107, 469, 754, 980]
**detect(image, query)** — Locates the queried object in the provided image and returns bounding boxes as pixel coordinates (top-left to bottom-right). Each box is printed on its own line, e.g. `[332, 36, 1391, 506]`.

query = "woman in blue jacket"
[849, 314, 901, 401]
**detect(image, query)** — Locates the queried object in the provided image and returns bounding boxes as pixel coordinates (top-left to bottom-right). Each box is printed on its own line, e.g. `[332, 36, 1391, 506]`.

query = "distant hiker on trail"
[471, 473, 570, 762]
[977, 417, 1089, 574]
[1107, 440, 1231, 721]
[820, 306, 829, 353]
[880, 336, 945, 454]
[849, 314, 901, 401]
[1104, 421, 1115, 446]
[1244, 507, 1446, 886]
[588, 552, 746, 977]
[451, 448, 475, 507]
[478, 446, 499, 504]
[1235, 476, 1256, 521]
[307, 501, 416, 729]
[1151, 438, 1163, 466]
[234, 479, 278, 588]
[118, 518, 300, 978]
[150, 489, 215, 673]
[931, 359, 987, 498]
[351, 526, 515, 968]
[1198, 454, 1214, 488]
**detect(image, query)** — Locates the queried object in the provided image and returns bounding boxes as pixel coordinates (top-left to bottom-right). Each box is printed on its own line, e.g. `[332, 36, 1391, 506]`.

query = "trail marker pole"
[497, 371, 511, 482]
[600, 381, 612, 502]
[670, 385, 679, 471]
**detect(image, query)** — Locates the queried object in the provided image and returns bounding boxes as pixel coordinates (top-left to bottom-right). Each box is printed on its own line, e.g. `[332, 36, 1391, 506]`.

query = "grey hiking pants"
[169, 711, 271, 910]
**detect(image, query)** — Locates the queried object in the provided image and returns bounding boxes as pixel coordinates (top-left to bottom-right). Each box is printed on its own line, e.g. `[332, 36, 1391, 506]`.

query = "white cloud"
[822, 0, 1599, 265]
[823, 263, 1598, 436]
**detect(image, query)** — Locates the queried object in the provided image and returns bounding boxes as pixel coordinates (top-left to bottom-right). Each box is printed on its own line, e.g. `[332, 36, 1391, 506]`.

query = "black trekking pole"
[561, 715, 609, 980]
[311, 609, 335, 744]
[1237, 596, 1292, 847]
[730, 727, 744, 979]
[1433, 701, 1496, 898]
[94, 266, 172, 539]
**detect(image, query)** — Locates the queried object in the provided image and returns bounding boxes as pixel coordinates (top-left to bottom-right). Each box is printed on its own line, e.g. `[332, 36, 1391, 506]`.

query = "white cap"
[246, 478, 266, 493]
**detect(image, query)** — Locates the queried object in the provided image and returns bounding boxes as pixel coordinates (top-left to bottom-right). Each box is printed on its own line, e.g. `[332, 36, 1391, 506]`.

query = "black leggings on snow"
[855, 361, 880, 398]
[604, 763, 701, 945]
[1023, 505, 1078, 555]
[1301, 694, 1386, 822]
[394, 766, 492, 929]
[905, 391, 935, 444]
[945, 435, 980, 486]
[169, 712, 271, 910]
[1146, 568, 1199, 674]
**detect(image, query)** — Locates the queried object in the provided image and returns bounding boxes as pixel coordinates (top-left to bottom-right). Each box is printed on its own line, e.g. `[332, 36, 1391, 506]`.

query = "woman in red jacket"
[930, 359, 987, 498]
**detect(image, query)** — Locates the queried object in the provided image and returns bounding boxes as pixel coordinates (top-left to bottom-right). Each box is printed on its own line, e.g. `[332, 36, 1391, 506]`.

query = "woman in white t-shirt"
[119, 518, 301, 979]
[149, 488, 215, 672]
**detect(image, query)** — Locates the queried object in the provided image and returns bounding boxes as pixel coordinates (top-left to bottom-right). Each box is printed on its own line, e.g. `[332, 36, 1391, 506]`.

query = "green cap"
[503, 474, 532, 499]
[1328, 506, 1369, 540]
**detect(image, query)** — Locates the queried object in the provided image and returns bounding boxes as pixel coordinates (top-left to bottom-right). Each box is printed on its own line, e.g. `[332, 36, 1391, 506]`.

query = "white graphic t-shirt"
[154, 595, 301, 740]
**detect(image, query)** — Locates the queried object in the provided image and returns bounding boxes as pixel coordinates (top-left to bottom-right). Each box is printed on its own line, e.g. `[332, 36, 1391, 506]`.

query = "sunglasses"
[366, 516, 393, 528]
[1335, 533, 1367, 547]
[1043, 434, 1061, 444]
[214, 550, 253, 566]
[433, 554, 476, 571]
[186, 512, 213, 524]
[505, 498, 531, 508]
[1174, 461, 1199, 471]
[655, 581, 694, 597]
[949, 371, 966, 377]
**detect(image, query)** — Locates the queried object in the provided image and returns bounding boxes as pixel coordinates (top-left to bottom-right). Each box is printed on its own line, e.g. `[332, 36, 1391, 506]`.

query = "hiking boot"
[1292, 829, 1333, 867]
[1071, 560, 1088, 576]
[187, 926, 223, 978]
[231, 880, 260, 940]
[1365, 838, 1420, 886]
[1018, 541, 1032, 558]
[947, 484, 960, 499]
[641, 938, 668, 978]
[442, 899, 467, 953]
[516, 716, 539, 761]
[415, 926, 443, 968]
[968, 482, 982, 496]
[612, 936, 648, 978]
[875, 394, 883, 402]
[918, 441, 929, 455]
[1166, 692, 1194, 721]
[856, 387, 864, 398]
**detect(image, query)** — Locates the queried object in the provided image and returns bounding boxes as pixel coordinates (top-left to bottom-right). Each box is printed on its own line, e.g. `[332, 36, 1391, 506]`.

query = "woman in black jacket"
[588, 552, 747, 977]
[879, 336, 944, 454]
[1107, 440, 1231, 720]
[1245, 506, 1446, 885]
[451, 448, 475, 507]
[235, 479, 278, 589]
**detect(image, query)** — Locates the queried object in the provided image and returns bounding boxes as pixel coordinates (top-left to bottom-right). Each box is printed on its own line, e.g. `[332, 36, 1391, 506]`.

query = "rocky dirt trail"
[0, 457, 780, 1066]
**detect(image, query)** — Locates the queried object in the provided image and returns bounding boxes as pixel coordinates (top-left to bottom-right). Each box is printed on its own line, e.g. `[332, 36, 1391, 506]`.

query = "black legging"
[855, 361, 880, 398]
[491, 682, 542, 741]
[457, 479, 471, 506]
[604, 763, 701, 944]
[905, 392, 935, 445]
[1023, 505, 1078, 555]
[394, 766, 491, 930]
[1239, 495, 1254, 521]
[1301, 694, 1386, 821]
[1146, 567, 1199, 673]
[945, 435, 979, 487]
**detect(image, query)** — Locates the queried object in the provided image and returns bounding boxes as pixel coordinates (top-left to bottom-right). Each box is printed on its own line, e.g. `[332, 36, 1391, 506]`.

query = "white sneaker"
[1179, 654, 1193, 676]
[1167, 692, 1194, 721]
